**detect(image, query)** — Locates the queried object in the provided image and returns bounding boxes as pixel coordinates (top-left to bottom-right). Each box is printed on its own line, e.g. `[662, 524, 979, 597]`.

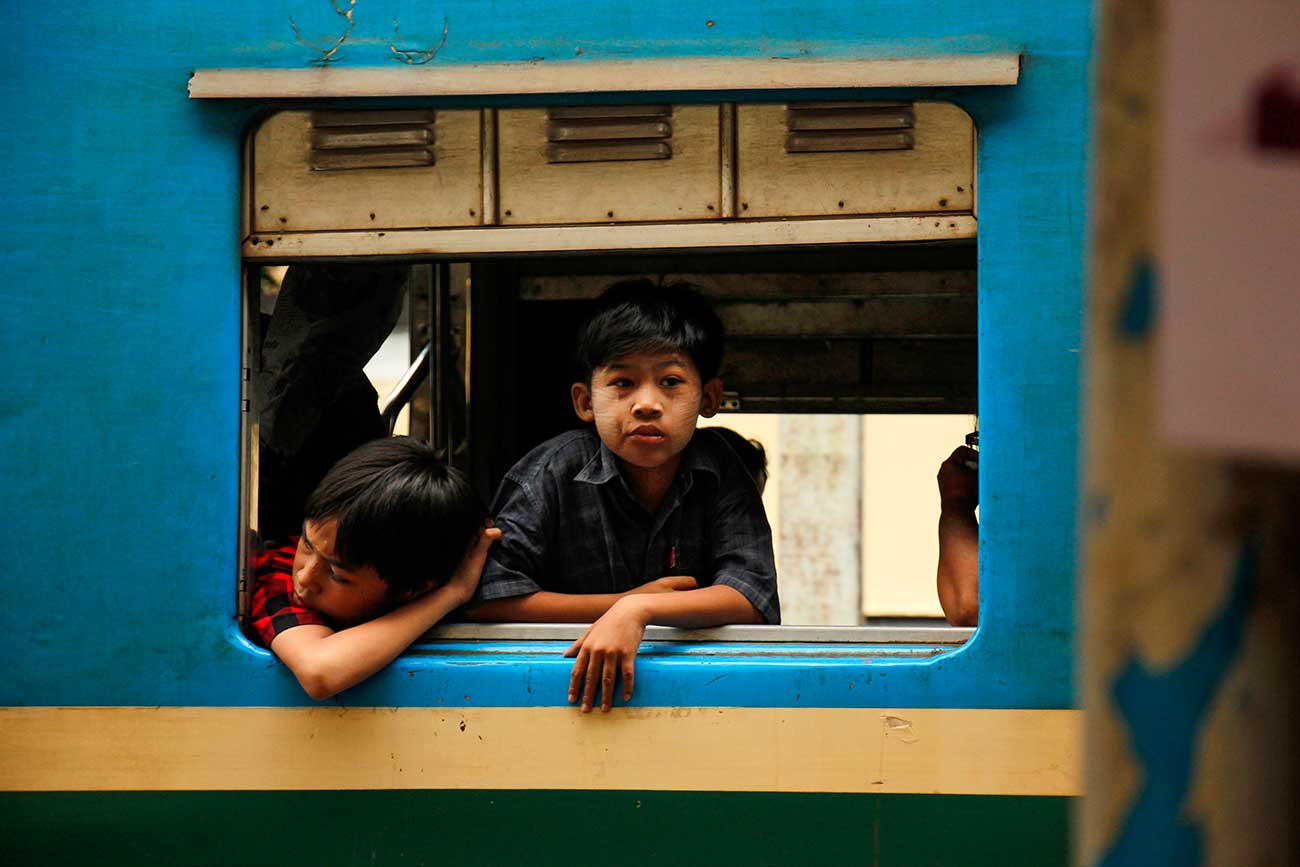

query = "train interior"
[240, 101, 980, 647]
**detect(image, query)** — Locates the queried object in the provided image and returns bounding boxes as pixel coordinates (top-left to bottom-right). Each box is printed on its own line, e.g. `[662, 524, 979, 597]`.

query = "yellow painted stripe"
[0, 706, 1081, 796]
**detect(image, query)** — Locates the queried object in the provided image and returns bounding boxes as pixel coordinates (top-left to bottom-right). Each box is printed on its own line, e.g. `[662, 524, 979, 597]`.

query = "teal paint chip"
[1118, 258, 1159, 340]
[1099, 544, 1254, 867]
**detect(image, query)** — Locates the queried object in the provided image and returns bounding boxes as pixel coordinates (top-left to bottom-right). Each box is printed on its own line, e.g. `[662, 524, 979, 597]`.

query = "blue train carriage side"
[1, 2, 1089, 865]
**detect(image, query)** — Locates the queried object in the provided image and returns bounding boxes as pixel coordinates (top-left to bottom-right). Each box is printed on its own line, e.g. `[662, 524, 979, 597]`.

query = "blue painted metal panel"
[0, 1, 1090, 709]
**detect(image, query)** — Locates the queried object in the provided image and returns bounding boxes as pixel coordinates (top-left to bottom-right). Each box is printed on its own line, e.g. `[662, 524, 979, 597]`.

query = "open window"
[240, 100, 979, 653]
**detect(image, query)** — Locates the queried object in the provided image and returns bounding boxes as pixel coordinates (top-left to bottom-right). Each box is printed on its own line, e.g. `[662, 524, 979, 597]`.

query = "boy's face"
[292, 518, 390, 625]
[571, 350, 722, 474]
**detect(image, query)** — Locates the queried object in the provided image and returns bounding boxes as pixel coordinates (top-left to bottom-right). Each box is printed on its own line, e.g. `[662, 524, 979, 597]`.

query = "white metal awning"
[189, 54, 1021, 99]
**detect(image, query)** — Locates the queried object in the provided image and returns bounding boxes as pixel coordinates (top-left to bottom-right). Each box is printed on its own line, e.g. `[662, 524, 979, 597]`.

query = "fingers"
[568, 651, 633, 711]
[939, 447, 979, 480]
[622, 654, 635, 702]
[457, 526, 502, 576]
[665, 575, 698, 591]
[600, 653, 619, 712]
[944, 445, 977, 465]
[581, 650, 602, 713]
[567, 644, 588, 703]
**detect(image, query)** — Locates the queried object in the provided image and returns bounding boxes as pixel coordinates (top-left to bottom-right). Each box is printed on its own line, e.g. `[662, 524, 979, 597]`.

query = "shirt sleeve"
[707, 462, 782, 625]
[475, 475, 551, 603]
[248, 543, 327, 647]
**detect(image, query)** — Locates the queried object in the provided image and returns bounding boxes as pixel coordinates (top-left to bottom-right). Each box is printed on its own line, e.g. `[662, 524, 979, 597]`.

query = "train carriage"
[2, 2, 1092, 864]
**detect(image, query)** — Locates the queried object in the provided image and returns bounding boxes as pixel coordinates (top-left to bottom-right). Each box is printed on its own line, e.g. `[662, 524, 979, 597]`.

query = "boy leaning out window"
[249, 437, 498, 699]
[466, 281, 780, 712]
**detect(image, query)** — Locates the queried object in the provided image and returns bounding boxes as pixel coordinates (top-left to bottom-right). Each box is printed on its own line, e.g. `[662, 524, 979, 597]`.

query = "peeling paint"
[1117, 257, 1158, 341]
[1099, 545, 1254, 867]
[872, 712, 921, 785]
[289, 0, 357, 64]
[882, 714, 919, 743]
[389, 15, 449, 65]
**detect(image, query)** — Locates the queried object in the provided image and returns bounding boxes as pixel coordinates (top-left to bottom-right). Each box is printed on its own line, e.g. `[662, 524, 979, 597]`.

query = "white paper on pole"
[1159, 0, 1300, 463]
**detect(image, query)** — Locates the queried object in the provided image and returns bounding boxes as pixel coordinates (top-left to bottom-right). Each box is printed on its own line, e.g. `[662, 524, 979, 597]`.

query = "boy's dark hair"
[303, 436, 485, 598]
[707, 427, 769, 492]
[573, 279, 724, 382]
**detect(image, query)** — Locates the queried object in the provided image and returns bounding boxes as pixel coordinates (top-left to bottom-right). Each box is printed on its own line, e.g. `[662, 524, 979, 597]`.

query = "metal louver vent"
[309, 110, 436, 171]
[546, 105, 673, 164]
[785, 102, 915, 154]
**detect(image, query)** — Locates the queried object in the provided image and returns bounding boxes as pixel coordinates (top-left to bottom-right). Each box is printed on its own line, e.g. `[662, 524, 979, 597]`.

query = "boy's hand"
[564, 596, 651, 713]
[627, 575, 698, 595]
[937, 446, 979, 513]
[443, 522, 503, 607]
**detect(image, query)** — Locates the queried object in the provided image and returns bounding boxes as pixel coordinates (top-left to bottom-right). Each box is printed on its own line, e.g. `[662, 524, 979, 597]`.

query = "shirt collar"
[573, 433, 723, 487]
[574, 439, 623, 485]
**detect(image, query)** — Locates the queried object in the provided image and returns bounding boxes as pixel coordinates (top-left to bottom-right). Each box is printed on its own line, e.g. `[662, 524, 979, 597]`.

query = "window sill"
[414, 622, 974, 660]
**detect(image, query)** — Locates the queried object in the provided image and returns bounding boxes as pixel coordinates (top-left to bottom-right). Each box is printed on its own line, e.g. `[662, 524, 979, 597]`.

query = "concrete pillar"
[777, 415, 861, 625]
[1082, 0, 1300, 863]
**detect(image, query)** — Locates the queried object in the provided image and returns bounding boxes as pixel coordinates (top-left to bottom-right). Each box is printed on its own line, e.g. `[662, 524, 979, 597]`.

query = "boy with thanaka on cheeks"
[467, 281, 780, 711]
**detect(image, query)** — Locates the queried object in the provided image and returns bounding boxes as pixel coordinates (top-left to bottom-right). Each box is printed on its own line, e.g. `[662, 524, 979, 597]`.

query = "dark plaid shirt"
[249, 539, 328, 647]
[477, 428, 780, 623]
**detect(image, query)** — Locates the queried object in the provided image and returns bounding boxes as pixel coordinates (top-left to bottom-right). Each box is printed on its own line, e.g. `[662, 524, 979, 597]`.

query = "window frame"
[237, 99, 983, 650]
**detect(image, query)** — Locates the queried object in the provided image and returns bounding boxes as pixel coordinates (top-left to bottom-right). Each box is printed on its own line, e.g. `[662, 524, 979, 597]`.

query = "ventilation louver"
[785, 102, 915, 154]
[309, 110, 436, 171]
[545, 105, 673, 164]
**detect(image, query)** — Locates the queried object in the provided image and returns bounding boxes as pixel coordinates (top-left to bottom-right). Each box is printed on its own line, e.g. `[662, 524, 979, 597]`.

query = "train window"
[239, 101, 979, 649]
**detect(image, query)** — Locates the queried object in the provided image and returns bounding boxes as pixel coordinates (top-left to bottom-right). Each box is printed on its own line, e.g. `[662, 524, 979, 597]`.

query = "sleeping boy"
[467, 280, 780, 712]
[249, 436, 498, 699]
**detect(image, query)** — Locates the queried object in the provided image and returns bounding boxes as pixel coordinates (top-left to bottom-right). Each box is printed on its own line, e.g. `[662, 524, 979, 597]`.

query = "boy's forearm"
[273, 583, 469, 700]
[620, 584, 764, 629]
[463, 590, 627, 623]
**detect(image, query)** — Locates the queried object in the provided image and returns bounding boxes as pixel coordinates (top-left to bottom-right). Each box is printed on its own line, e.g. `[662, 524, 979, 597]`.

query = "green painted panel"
[4, 790, 1069, 867]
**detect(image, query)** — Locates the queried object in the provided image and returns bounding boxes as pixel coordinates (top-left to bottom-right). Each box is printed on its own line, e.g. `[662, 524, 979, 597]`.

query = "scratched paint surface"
[1098, 548, 1253, 866]
[0, 1, 1090, 708]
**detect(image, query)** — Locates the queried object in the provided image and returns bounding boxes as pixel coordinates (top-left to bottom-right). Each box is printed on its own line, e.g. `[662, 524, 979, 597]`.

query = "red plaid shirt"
[249, 539, 328, 647]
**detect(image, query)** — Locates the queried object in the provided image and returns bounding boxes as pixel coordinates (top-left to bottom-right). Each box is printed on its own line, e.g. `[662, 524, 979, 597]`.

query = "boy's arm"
[468, 471, 701, 623]
[463, 591, 621, 622]
[562, 449, 780, 711]
[463, 576, 699, 623]
[936, 446, 979, 626]
[563, 584, 763, 712]
[702, 457, 781, 625]
[271, 528, 500, 700]
[465, 475, 555, 614]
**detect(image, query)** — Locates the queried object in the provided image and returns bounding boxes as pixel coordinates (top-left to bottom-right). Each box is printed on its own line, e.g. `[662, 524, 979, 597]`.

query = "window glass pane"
[861, 414, 976, 620]
[703, 414, 973, 626]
